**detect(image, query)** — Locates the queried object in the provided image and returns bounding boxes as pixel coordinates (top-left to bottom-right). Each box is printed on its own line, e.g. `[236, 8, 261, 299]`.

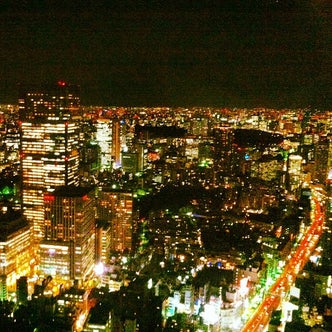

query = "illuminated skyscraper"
[95, 118, 113, 170]
[18, 82, 81, 246]
[287, 154, 303, 192]
[112, 119, 121, 166]
[39, 186, 95, 283]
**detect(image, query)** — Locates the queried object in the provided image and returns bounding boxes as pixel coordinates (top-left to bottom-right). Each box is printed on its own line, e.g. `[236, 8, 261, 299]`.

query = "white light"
[94, 262, 104, 276]
[147, 278, 153, 289]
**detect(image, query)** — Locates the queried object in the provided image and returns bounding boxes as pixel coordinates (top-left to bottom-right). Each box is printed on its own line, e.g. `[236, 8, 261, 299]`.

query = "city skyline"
[0, 0, 331, 108]
[0, 88, 331, 330]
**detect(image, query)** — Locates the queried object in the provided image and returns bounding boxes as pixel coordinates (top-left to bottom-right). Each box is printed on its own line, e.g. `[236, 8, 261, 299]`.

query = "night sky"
[0, 0, 331, 108]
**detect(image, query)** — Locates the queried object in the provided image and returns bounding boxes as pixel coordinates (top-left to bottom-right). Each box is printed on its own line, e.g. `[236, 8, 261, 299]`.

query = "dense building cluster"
[0, 83, 331, 331]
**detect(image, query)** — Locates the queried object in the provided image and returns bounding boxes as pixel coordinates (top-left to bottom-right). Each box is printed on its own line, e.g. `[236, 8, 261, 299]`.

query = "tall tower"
[112, 119, 121, 166]
[18, 82, 81, 246]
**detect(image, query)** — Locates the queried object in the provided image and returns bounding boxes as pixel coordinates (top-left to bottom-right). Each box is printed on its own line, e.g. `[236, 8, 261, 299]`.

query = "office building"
[0, 208, 31, 300]
[95, 118, 113, 170]
[288, 154, 303, 192]
[314, 135, 332, 185]
[19, 82, 81, 246]
[39, 186, 95, 283]
[95, 220, 112, 264]
[97, 188, 133, 253]
[212, 127, 238, 177]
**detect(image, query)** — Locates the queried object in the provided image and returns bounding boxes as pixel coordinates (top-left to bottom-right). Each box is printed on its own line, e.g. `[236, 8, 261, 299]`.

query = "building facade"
[0, 209, 31, 300]
[39, 186, 96, 283]
[97, 189, 133, 253]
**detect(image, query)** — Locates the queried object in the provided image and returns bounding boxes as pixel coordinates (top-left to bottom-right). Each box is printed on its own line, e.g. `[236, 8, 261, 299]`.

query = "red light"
[82, 195, 88, 201]
[57, 80, 66, 86]
[44, 194, 55, 202]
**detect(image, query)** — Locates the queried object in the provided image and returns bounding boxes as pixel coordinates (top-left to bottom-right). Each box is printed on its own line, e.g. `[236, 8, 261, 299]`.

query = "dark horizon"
[0, 0, 331, 108]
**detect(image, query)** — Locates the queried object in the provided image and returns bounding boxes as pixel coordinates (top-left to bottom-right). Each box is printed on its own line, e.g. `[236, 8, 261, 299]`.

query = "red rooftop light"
[57, 80, 66, 86]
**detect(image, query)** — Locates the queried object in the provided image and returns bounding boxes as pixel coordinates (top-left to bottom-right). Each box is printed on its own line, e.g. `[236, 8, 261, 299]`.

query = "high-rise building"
[95, 220, 112, 264]
[95, 118, 113, 170]
[287, 154, 303, 192]
[39, 186, 96, 283]
[18, 82, 81, 246]
[112, 120, 121, 166]
[212, 127, 238, 177]
[314, 134, 332, 185]
[97, 188, 133, 253]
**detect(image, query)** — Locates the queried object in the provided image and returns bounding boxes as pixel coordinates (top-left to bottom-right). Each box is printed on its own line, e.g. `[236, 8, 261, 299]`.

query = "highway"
[241, 195, 325, 332]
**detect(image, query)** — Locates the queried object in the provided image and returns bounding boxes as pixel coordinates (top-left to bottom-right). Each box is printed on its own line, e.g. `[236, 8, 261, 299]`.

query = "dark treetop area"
[0, 0, 331, 108]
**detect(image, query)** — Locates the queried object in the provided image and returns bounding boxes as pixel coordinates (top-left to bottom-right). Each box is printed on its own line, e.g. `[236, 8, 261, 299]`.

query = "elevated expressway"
[240, 194, 325, 332]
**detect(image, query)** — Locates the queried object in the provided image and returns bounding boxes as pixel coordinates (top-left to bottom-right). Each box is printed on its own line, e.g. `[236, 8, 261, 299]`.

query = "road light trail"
[240, 195, 325, 332]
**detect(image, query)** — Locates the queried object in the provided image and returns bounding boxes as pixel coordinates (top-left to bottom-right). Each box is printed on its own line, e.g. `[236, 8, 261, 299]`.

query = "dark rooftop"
[0, 208, 29, 241]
